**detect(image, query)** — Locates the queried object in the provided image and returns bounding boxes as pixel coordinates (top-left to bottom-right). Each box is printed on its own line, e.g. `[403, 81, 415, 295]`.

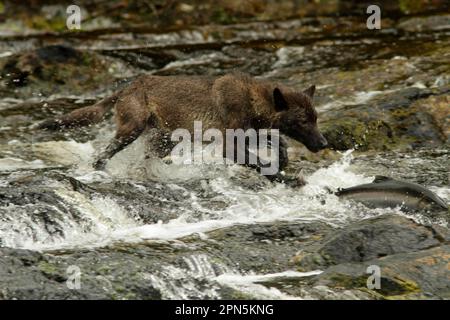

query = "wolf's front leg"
[257, 135, 306, 187]
[143, 129, 176, 159]
[229, 135, 302, 186]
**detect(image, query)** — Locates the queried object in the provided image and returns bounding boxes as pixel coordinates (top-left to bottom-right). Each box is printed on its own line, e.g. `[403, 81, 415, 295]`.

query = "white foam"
[214, 270, 322, 300]
[0, 158, 47, 171]
[160, 52, 227, 71]
[31, 140, 95, 167]
[146, 254, 307, 299]
[215, 270, 323, 284]
[318, 90, 385, 112]
[273, 46, 305, 68]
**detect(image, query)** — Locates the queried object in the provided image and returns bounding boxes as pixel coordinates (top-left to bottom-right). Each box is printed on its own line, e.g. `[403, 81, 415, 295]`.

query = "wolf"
[38, 72, 327, 181]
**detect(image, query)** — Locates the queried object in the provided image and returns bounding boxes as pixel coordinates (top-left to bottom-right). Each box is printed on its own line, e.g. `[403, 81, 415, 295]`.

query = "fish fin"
[373, 175, 392, 183]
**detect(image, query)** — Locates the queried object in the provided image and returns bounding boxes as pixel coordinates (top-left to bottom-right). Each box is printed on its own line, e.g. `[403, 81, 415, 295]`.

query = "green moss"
[37, 261, 66, 282]
[328, 273, 368, 289]
[97, 265, 111, 275]
[381, 277, 421, 298]
[29, 16, 67, 32]
[113, 284, 126, 293]
[328, 272, 421, 299]
[38, 261, 58, 274]
[312, 253, 324, 265]
[322, 117, 397, 151]
[224, 288, 258, 300]
[399, 0, 425, 14]
[211, 8, 237, 24]
[390, 106, 417, 120]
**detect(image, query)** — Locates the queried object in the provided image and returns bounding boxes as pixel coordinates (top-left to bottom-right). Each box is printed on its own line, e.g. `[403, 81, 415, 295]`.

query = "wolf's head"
[271, 85, 327, 152]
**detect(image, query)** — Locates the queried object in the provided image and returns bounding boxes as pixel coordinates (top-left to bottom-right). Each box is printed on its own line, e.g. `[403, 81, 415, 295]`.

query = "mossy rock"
[399, 0, 426, 14]
[322, 117, 396, 151]
[37, 261, 67, 282]
[323, 272, 420, 298]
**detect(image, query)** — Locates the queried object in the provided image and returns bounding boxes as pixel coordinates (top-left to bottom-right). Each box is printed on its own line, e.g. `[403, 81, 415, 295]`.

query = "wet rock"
[310, 245, 450, 299]
[0, 45, 117, 97]
[0, 172, 103, 246]
[398, 14, 450, 32]
[0, 97, 99, 145]
[322, 117, 396, 151]
[293, 214, 450, 271]
[0, 170, 193, 247]
[0, 247, 162, 299]
[194, 221, 333, 274]
[254, 275, 376, 300]
[320, 87, 449, 151]
[0, 248, 87, 299]
[88, 180, 188, 223]
[349, 148, 450, 188]
[2, 1, 448, 35]
[288, 40, 450, 152]
[411, 94, 450, 143]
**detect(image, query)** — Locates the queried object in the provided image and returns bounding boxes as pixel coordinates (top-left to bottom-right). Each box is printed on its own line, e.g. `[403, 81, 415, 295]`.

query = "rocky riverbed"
[0, 1, 449, 299]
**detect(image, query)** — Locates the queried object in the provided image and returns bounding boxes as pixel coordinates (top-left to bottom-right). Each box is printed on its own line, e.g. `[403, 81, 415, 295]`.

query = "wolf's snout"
[317, 134, 328, 149]
[305, 132, 328, 152]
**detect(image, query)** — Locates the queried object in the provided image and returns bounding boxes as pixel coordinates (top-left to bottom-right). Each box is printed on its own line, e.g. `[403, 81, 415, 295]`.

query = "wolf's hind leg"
[93, 96, 149, 170]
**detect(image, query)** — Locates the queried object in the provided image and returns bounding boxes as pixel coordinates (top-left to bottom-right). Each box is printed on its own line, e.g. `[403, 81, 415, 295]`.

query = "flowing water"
[0, 13, 449, 299]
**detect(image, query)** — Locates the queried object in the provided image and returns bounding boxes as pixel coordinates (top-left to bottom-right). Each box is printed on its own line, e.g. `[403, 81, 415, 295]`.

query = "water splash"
[0, 139, 447, 251]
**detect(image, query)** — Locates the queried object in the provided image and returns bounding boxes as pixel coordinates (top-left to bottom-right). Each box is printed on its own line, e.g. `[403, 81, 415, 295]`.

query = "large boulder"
[292, 214, 450, 271]
[310, 245, 450, 299]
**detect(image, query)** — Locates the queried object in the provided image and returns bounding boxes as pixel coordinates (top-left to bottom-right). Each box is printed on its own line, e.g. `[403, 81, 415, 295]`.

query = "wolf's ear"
[273, 88, 288, 112]
[303, 85, 315, 98]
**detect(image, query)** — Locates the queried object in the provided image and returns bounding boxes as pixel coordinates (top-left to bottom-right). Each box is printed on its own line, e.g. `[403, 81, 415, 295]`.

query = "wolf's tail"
[38, 94, 118, 130]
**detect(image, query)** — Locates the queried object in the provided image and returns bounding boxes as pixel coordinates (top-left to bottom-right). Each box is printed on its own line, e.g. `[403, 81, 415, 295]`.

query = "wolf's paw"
[93, 158, 107, 171]
[266, 173, 306, 188]
[282, 175, 307, 188]
[36, 119, 63, 131]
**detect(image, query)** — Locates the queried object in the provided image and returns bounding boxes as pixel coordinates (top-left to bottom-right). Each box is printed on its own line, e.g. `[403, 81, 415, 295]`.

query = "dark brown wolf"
[39, 73, 327, 180]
